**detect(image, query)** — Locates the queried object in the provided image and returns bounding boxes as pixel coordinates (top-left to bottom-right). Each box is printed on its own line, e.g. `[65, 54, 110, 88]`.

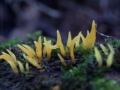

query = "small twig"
[97, 31, 114, 39]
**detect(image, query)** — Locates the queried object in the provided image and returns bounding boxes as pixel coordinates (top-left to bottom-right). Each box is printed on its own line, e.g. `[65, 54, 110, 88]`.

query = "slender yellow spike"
[48, 40, 51, 44]
[44, 40, 58, 49]
[107, 44, 115, 54]
[100, 44, 108, 55]
[17, 61, 25, 73]
[106, 53, 114, 68]
[43, 46, 46, 57]
[37, 36, 42, 59]
[88, 20, 96, 47]
[34, 36, 42, 63]
[50, 45, 58, 49]
[80, 33, 87, 47]
[94, 47, 102, 67]
[75, 32, 82, 47]
[86, 30, 90, 37]
[58, 53, 67, 66]
[26, 56, 42, 69]
[75, 41, 79, 48]
[0, 52, 18, 74]
[66, 31, 72, 48]
[56, 30, 62, 45]
[22, 44, 36, 56]
[7, 60, 19, 74]
[17, 44, 34, 57]
[81, 20, 96, 49]
[0, 55, 18, 74]
[2, 52, 15, 63]
[26, 62, 29, 72]
[7, 49, 17, 64]
[70, 36, 79, 64]
[56, 30, 66, 56]
[44, 37, 52, 59]
[106, 44, 115, 68]
[59, 42, 66, 57]
[7, 49, 16, 60]
[43, 40, 53, 57]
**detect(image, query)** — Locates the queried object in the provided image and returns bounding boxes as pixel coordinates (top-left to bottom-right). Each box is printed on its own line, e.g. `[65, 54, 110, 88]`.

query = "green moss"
[90, 78, 120, 90]
[0, 38, 20, 53]
[0, 38, 20, 48]
[27, 31, 42, 40]
[60, 59, 107, 90]
[105, 38, 120, 49]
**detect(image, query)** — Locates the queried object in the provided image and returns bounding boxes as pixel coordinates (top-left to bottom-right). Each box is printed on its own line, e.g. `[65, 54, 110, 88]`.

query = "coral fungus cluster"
[0, 20, 115, 74]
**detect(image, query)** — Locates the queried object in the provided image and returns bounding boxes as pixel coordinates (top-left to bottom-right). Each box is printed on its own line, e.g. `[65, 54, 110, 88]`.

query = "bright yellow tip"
[17, 44, 35, 58]
[89, 20, 96, 46]
[17, 61, 25, 73]
[0, 53, 18, 74]
[56, 30, 62, 45]
[44, 37, 52, 59]
[26, 62, 29, 73]
[70, 36, 79, 64]
[7, 49, 17, 63]
[107, 44, 115, 54]
[58, 53, 67, 66]
[34, 36, 42, 63]
[100, 44, 108, 55]
[1, 52, 15, 63]
[106, 44, 115, 68]
[94, 47, 102, 67]
[22, 44, 36, 56]
[56, 30, 66, 56]
[7, 60, 19, 74]
[81, 20, 96, 49]
[26, 56, 42, 69]
[75, 32, 82, 47]
[66, 31, 72, 48]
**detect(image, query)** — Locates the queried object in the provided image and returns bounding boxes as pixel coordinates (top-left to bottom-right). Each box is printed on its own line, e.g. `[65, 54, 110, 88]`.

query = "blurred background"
[0, 0, 120, 43]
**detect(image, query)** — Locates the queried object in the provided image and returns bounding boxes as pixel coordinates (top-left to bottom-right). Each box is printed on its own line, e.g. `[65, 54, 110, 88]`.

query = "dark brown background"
[0, 0, 120, 43]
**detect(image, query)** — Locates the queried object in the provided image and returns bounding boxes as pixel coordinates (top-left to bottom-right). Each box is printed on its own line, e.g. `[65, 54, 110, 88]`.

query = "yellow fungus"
[100, 44, 108, 55]
[26, 62, 29, 72]
[56, 30, 66, 56]
[88, 20, 96, 47]
[7, 49, 17, 64]
[34, 36, 42, 63]
[94, 47, 102, 67]
[6, 60, 19, 74]
[0, 53, 18, 74]
[87, 30, 90, 37]
[58, 53, 67, 66]
[26, 56, 42, 69]
[0, 20, 102, 74]
[70, 36, 79, 64]
[17, 44, 35, 58]
[2, 52, 16, 64]
[22, 44, 36, 56]
[44, 37, 52, 59]
[56, 30, 62, 45]
[81, 20, 96, 49]
[59, 42, 66, 57]
[75, 32, 82, 47]
[66, 31, 72, 48]
[17, 61, 25, 73]
[106, 44, 115, 68]
[43, 40, 53, 57]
